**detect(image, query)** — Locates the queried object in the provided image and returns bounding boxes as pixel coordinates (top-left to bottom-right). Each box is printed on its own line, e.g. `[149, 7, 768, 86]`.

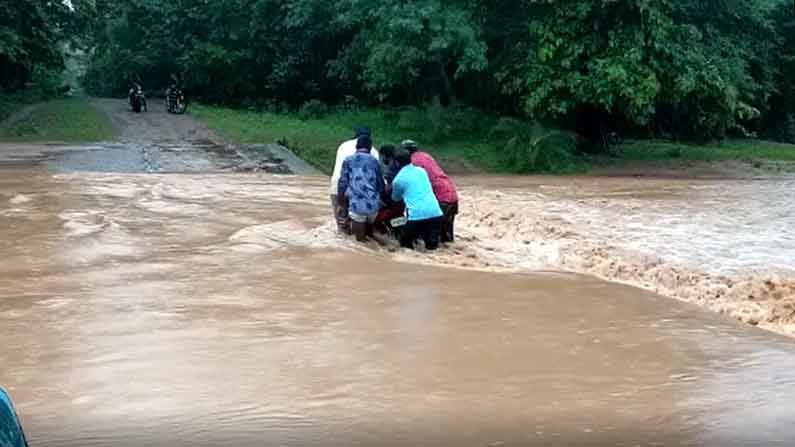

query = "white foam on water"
[9, 194, 32, 204]
[137, 199, 210, 216]
[32, 172, 795, 335]
[59, 211, 111, 237]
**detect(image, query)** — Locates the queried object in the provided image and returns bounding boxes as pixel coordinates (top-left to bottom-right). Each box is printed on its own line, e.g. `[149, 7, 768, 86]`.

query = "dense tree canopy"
[0, 0, 92, 92]
[2, 0, 793, 143]
[769, 0, 795, 142]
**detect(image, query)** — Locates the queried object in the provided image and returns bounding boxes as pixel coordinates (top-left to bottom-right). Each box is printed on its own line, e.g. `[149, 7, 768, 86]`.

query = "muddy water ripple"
[1, 170, 794, 446]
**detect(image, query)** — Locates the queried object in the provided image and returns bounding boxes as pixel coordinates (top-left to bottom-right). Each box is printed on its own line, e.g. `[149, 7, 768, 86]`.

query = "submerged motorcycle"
[165, 86, 187, 114]
[128, 84, 147, 113]
[374, 202, 406, 241]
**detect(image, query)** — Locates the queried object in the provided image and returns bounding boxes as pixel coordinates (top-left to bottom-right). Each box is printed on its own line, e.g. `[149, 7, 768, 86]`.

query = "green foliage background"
[3, 0, 795, 148]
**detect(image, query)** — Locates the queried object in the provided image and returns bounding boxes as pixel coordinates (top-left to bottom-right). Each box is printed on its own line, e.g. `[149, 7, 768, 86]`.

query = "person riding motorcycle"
[165, 82, 177, 105]
[165, 75, 187, 113]
[128, 82, 147, 112]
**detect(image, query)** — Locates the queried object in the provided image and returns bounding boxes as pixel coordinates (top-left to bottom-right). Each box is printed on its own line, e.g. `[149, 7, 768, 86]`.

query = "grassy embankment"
[0, 90, 44, 123]
[192, 105, 795, 174]
[618, 139, 795, 163]
[0, 97, 114, 143]
[192, 105, 511, 174]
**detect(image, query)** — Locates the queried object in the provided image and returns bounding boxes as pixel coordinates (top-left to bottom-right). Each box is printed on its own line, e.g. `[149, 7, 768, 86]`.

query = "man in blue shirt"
[391, 150, 443, 250]
[338, 135, 385, 242]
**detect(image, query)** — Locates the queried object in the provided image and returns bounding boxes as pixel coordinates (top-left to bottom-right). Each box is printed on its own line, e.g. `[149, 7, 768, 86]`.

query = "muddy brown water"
[1, 149, 795, 445]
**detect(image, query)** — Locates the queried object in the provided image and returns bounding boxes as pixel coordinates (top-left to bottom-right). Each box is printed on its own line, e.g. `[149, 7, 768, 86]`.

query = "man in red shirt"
[401, 140, 459, 243]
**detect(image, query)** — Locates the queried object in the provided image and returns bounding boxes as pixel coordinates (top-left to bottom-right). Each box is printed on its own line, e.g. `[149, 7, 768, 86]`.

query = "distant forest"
[3, 0, 795, 143]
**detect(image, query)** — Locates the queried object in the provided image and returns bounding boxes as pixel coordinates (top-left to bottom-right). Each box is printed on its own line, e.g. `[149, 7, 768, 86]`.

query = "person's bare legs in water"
[351, 221, 367, 242]
[349, 212, 377, 243]
[337, 135, 384, 244]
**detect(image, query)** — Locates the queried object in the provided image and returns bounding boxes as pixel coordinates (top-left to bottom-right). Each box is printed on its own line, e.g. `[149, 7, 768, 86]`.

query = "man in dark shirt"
[380, 144, 402, 187]
[374, 144, 406, 234]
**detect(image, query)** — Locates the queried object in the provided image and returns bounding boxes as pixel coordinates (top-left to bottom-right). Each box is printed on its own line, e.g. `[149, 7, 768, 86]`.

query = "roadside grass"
[617, 139, 795, 162]
[0, 97, 115, 143]
[0, 90, 45, 123]
[192, 104, 795, 174]
[0, 99, 21, 124]
[191, 105, 509, 175]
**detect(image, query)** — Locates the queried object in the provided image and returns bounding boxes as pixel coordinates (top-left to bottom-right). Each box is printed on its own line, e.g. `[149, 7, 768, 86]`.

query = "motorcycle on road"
[165, 86, 188, 114]
[128, 84, 147, 113]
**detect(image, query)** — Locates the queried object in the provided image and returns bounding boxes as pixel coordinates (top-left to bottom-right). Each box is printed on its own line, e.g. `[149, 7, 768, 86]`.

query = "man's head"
[354, 126, 371, 139]
[356, 135, 372, 152]
[394, 149, 412, 168]
[380, 144, 396, 163]
[401, 139, 419, 154]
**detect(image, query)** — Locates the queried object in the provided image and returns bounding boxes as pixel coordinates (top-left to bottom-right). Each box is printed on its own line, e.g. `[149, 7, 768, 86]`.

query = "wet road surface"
[0, 100, 317, 175]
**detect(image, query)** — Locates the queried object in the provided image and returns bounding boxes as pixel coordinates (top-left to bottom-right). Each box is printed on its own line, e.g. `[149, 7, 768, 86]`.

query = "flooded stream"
[1, 150, 794, 445]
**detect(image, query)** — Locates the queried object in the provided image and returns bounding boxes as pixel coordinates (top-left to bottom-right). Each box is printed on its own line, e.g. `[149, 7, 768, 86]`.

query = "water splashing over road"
[1, 164, 794, 446]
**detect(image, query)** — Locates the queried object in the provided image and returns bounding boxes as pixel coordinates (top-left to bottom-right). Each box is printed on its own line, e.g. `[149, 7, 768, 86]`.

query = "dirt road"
[0, 98, 318, 174]
[90, 98, 223, 144]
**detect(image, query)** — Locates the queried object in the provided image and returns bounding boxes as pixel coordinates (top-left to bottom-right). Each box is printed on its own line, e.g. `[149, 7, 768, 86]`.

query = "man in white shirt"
[330, 127, 380, 233]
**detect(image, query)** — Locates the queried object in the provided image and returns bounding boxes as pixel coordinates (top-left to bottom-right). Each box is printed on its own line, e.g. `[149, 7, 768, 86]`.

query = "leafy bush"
[492, 119, 578, 173]
[340, 95, 360, 112]
[297, 100, 329, 120]
[447, 105, 495, 137]
[0, 85, 52, 122]
[424, 102, 448, 143]
[665, 147, 683, 158]
[488, 117, 527, 141]
[397, 106, 423, 131]
[392, 103, 497, 144]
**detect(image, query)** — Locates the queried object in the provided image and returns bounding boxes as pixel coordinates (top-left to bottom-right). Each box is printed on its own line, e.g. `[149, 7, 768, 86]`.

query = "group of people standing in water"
[329, 127, 459, 250]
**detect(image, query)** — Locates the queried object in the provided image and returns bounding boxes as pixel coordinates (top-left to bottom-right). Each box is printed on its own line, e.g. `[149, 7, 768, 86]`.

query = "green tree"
[655, 0, 778, 139]
[330, 0, 487, 104]
[768, 1, 795, 142]
[78, 0, 792, 146]
[1, 0, 94, 92]
[516, 0, 670, 144]
[1, 0, 63, 90]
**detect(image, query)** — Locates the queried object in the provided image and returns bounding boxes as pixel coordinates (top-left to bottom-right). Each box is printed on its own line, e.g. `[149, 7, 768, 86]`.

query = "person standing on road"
[402, 139, 459, 243]
[337, 135, 384, 242]
[330, 127, 380, 233]
[391, 150, 443, 251]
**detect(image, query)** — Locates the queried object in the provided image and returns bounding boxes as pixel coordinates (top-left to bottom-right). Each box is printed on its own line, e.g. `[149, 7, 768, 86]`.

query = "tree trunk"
[437, 55, 457, 106]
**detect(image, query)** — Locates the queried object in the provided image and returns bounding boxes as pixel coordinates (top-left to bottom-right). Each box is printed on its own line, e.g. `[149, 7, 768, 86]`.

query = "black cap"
[354, 126, 371, 138]
[401, 139, 419, 153]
